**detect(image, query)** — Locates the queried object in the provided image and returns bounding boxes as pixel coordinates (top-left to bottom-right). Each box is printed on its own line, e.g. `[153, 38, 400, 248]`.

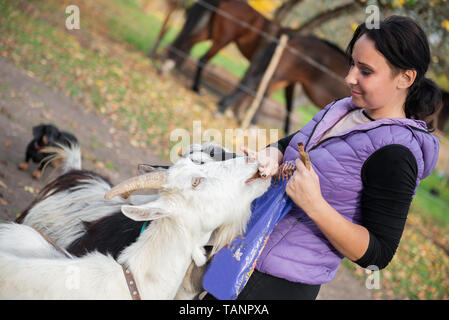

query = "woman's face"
[345, 34, 407, 118]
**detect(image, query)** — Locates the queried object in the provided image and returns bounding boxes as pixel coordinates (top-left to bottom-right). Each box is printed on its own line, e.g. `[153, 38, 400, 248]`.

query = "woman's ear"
[398, 69, 417, 89]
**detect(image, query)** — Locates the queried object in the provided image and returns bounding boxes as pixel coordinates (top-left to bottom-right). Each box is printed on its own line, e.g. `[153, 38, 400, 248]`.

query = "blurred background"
[0, 0, 448, 299]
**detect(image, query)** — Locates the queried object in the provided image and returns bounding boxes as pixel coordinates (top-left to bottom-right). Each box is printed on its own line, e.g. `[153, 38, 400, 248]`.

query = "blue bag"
[202, 161, 296, 300]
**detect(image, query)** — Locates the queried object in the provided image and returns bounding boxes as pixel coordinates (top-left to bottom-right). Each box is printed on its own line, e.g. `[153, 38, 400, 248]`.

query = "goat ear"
[121, 203, 172, 221]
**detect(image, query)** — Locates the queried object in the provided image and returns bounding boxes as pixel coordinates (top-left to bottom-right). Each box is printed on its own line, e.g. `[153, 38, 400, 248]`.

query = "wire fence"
[191, 0, 347, 83]
[61, 0, 348, 101]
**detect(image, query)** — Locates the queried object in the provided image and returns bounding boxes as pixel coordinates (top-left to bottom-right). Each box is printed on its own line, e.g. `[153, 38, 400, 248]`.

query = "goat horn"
[104, 171, 167, 200]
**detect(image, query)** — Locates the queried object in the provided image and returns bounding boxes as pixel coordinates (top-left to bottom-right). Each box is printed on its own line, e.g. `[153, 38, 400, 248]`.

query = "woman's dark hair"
[346, 15, 442, 131]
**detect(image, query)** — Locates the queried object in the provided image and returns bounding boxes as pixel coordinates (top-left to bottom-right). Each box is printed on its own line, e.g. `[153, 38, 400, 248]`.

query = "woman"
[218, 16, 441, 300]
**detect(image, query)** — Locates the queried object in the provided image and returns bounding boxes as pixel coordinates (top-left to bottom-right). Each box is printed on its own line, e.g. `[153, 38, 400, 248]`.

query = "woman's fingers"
[241, 146, 279, 178]
[295, 158, 305, 171]
[240, 145, 256, 160]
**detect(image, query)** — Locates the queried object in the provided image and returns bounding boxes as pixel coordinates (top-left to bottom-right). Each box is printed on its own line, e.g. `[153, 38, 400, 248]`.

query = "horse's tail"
[167, 0, 222, 65]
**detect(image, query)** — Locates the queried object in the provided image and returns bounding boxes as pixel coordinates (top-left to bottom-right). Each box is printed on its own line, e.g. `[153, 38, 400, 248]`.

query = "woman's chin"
[350, 95, 364, 107]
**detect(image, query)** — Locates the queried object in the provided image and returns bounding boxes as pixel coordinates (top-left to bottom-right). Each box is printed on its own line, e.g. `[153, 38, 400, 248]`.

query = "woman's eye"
[361, 70, 371, 76]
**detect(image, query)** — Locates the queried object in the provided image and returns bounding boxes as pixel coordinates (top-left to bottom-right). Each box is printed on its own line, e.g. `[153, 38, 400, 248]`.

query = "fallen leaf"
[130, 139, 139, 147]
[0, 198, 7, 206]
[24, 185, 35, 194]
[95, 161, 105, 169]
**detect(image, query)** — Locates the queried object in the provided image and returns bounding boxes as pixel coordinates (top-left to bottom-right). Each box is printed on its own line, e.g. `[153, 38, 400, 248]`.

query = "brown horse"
[163, 0, 350, 133]
[163, 0, 268, 89]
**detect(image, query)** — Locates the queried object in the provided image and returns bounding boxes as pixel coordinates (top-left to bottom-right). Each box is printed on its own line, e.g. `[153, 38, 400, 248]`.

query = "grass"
[412, 187, 449, 227]
[1, 0, 448, 300]
[418, 171, 449, 203]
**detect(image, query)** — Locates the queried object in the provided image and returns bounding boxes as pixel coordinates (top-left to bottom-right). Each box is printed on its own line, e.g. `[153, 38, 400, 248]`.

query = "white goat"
[0, 156, 269, 299]
[18, 142, 242, 299]
[0, 223, 70, 259]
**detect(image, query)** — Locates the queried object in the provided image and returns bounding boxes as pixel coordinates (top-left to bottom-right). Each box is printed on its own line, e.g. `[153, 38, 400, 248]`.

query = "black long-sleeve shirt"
[270, 133, 417, 270]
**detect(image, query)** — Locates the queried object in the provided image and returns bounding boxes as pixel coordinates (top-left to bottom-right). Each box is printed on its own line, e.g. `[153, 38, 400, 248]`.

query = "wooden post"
[241, 33, 289, 129]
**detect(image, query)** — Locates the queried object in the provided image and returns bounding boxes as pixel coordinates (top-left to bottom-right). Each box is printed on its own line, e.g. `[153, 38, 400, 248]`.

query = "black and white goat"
[14, 143, 247, 298]
[0, 153, 269, 299]
[17, 142, 236, 250]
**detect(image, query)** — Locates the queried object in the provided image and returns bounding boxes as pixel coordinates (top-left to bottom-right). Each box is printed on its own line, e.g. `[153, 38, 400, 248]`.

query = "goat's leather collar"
[122, 265, 141, 300]
[31, 227, 141, 300]
[31, 227, 73, 258]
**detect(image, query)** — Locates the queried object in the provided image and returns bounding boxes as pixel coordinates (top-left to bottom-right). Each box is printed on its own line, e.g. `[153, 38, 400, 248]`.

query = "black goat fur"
[67, 212, 148, 259]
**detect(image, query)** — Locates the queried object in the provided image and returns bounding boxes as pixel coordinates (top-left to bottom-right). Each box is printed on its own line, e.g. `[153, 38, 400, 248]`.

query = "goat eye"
[191, 177, 202, 188]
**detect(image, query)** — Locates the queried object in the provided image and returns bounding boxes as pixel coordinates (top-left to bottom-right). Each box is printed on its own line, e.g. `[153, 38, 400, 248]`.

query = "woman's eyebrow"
[356, 61, 375, 70]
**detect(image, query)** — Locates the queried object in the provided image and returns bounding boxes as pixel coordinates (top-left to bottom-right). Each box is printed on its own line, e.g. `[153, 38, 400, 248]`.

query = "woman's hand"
[241, 146, 282, 179]
[286, 158, 324, 215]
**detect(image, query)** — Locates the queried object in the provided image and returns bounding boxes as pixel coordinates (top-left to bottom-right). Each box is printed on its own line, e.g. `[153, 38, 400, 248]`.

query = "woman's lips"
[351, 90, 362, 96]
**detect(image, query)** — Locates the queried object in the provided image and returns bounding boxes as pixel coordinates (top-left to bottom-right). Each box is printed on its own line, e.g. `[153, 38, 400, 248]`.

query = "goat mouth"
[245, 170, 262, 184]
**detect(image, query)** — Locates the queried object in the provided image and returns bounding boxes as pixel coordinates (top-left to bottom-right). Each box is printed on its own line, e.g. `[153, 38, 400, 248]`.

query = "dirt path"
[0, 57, 374, 300]
[0, 57, 168, 221]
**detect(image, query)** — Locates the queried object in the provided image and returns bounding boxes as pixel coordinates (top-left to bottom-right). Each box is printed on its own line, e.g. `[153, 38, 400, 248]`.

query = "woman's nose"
[345, 67, 357, 86]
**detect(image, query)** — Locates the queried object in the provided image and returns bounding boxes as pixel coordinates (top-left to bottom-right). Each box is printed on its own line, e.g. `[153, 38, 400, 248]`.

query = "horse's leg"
[217, 72, 261, 114]
[284, 83, 295, 134]
[218, 39, 280, 115]
[192, 56, 207, 93]
[192, 39, 231, 93]
[149, 1, 178, 58]
[218, 87, 247, 114]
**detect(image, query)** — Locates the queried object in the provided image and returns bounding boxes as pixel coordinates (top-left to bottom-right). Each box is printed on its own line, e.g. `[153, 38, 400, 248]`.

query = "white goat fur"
[0, 223, 68, 259]
[20, 142, 245, 299]
[0, 156, 269, 299]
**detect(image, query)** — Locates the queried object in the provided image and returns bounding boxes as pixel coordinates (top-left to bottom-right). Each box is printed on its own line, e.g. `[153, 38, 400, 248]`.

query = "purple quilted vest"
[255, 97, 440, 284]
